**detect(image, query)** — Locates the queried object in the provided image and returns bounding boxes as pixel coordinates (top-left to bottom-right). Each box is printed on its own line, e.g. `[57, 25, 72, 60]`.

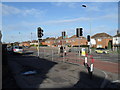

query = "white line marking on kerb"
[100, 71, 108, 88]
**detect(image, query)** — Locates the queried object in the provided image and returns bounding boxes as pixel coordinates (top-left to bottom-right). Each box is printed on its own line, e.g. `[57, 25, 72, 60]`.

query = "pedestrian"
[64, 50, 67, 56]
[60, 46, 63, 57]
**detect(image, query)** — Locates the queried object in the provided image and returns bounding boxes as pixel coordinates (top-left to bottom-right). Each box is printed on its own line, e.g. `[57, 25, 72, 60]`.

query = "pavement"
[6, 52, 119, 89]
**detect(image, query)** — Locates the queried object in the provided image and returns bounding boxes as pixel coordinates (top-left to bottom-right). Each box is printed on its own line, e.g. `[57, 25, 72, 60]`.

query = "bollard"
[89, 63, 93, 79]
[90, 63, 94, 72]
[85, 57, 88, 64]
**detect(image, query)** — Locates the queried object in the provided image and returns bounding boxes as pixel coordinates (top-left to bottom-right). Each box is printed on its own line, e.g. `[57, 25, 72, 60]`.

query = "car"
[7, 46, 12, 52]
[95, 48, 109, 54]
[13, 46, 24, 53]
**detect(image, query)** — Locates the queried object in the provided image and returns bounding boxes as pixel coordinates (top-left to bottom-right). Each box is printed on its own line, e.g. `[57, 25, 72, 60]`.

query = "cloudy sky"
[1, 2, 118, 43]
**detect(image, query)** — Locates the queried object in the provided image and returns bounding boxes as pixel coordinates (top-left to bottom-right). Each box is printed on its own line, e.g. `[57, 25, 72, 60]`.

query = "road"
[91, 52, 119, 63]
[23, 47, 119, 73]
[29, 47, 119, 63]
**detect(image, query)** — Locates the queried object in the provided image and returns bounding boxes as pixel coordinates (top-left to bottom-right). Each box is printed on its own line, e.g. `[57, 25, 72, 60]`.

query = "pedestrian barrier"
[38, 47, 94, 79]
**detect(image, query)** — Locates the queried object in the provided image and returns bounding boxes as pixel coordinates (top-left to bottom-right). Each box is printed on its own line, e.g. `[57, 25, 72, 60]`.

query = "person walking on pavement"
[64, 47, 67, 56]
[60, 46, 63, 57]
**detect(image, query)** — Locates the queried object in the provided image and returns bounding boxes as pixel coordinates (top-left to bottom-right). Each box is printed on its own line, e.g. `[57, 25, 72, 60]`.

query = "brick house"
[68, 35, 87, 47]
[91, 33, 112, 48]
[30, 40, 38, 46]
[42, 35, 87, 47]
[52, 36, 65, 47]
[21, 41, 30, 46]
[44, 37, 56, 47]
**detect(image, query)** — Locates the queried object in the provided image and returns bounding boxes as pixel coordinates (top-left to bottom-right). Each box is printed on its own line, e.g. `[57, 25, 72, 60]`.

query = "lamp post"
[31, 32, 32, 42]
[82, 4, 92, 54]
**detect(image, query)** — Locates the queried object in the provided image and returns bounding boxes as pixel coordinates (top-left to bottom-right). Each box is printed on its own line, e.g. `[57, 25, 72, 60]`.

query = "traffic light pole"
[79, 37, 81, 56]
[38, 38, 40, 57]
[37, 27, 44, 58]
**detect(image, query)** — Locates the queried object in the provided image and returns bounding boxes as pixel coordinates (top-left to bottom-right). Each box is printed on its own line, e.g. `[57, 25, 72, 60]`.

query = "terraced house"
[44, 37, 56, 47]
[43, 35, 87, 47]
[68, 35, 87, 47]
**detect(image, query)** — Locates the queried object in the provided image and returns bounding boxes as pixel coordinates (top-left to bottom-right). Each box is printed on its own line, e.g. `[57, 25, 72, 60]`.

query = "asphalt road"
[91, 52, 119, 63]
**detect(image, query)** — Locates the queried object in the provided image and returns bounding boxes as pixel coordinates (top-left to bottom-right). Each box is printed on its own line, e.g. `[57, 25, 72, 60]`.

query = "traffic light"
[76, 28, 83, 37]
[80, 28, 83, 36]
[87, 35, 90, 42]
[37, 27, 43, 38]
[76, 28, 80, 37]
[62, 31, 66, 39]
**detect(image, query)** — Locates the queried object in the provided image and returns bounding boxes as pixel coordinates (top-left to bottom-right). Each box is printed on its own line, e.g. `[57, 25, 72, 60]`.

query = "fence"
[38, 47, 92, 65]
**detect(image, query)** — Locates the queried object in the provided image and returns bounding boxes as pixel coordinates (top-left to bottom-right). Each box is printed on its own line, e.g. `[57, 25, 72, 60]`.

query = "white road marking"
[100, 71, 108, 88]
[112, 80, 120, 83]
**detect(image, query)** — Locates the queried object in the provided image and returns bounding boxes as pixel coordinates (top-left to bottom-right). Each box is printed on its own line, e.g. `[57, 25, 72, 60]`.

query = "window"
[72, 40, 75, 42]
[47, 41, 50, 43]
[98, 38, 102, 41]
[66, 40, 68, 42]
[97, 45, 102, 48]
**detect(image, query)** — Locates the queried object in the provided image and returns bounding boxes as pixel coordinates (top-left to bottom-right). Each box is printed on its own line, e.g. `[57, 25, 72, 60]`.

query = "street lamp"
[82, 4, 87, 7]
[31, 32, 32, 42]
[82, 4, 92, 54]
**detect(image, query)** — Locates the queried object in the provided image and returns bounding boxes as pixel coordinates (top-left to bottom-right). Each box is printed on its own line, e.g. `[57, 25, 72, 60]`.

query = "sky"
[1, 2, 118, 43]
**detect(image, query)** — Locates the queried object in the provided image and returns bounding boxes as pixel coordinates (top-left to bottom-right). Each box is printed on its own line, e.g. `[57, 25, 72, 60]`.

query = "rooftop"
[91, 33, 112, 38]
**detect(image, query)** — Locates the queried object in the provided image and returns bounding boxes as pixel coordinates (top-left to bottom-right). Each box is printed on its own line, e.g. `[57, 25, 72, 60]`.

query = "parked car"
[95, 48, 109, 54]
[24, 46, 30, 48]
[13, 46, 24, 53]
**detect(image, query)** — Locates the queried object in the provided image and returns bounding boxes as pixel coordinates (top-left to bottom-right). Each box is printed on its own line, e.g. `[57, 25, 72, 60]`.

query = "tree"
[108, 40, 112, 50]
